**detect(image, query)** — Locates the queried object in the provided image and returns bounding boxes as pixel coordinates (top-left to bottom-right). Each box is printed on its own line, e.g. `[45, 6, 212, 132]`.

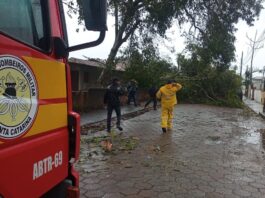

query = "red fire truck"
[0, 0, 107, 197]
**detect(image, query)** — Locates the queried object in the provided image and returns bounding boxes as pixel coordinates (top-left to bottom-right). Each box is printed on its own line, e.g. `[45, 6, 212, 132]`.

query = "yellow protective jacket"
[156, 83, 182, 107]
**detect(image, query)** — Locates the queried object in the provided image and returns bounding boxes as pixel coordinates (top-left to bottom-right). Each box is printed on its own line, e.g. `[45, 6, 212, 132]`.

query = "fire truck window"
[0, 0, 49, 51]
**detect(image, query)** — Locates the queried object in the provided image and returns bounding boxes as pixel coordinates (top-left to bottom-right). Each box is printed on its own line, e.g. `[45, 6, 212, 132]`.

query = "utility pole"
[244, 65, 249, 97]
[246, 30, 265, 100]
[240, 51, 243, 77]
[263, 66, 265, 112]
[249, 31, 257, 85]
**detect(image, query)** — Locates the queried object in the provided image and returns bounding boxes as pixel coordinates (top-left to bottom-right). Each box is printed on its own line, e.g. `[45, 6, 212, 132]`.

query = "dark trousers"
[107, 105, 121, 132]
[145, 97, 157, 109]
[128, 93, 137, 106]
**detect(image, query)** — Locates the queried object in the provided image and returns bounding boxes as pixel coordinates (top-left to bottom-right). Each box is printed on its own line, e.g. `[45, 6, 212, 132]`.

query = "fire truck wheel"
[41, 179, 72, 198]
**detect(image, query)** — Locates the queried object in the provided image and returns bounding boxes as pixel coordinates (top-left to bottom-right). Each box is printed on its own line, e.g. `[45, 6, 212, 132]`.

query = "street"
[77, 104, 265, 198]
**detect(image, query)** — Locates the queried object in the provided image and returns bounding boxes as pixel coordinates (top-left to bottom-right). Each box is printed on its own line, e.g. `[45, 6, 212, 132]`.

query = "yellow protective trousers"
[161, 106, 174, 129]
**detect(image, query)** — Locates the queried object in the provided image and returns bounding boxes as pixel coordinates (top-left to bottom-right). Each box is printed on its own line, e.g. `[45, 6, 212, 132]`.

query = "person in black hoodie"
[144, 85, 158, 110]
[104, 78, 125, 133]
[127, 79, 138, 106]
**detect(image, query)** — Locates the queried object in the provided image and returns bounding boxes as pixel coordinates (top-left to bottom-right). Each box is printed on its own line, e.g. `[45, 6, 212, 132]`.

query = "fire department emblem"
[0, 56, 38, 139]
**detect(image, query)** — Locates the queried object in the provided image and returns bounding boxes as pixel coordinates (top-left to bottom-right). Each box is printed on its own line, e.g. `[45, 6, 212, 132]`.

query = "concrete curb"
[81, 105, 160, 127]
[259, 112, 265, 119]
[244, 103, 265, 120]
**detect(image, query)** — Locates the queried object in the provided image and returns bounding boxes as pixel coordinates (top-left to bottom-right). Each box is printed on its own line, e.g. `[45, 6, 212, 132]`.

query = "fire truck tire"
[41, 179, 72, 198]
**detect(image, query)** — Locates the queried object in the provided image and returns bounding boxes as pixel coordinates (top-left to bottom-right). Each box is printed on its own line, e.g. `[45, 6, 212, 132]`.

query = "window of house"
[84, 72, 89, 83]
[0, 0, 50, 51]
[71, 71, 79, 91]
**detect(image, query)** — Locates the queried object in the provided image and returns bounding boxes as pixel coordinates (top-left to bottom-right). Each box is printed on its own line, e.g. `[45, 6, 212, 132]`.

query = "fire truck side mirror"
[54, 37, 69, 59]
[82, 0, 107, 31]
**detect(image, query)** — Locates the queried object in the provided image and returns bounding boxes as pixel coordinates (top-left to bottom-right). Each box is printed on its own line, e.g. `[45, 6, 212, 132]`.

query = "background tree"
[63, 0, 181, 82]
[174, 42, 243, 107]
[123, 42, 174, 88]
[172, 0, 262, 107]
[182, 0, 263, 70]
[64, 0, 262, 66]
[63, 0, 263, 86]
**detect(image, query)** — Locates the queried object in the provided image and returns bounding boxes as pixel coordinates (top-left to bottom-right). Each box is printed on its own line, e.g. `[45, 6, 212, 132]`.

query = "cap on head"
[112, 77, 119, 83]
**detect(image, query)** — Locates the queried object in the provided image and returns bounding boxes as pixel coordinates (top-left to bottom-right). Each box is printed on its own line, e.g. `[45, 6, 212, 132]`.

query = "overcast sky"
[234, 5, 265, 77]
[65, 3, 265, 77]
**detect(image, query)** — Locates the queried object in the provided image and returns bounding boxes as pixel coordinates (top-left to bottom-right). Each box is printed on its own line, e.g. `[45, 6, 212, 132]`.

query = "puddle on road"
[236, 117, 265, 149]
[204, 136, 223, 145]
[259, 129, 265, 150]
[241, 132, 260, 145]
[238, 128, 265, 152]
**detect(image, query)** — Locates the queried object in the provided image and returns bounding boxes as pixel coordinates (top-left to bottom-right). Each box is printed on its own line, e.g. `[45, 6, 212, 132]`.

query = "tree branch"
[121, 20, 141, 43]
[62, 0, 79, 13]
[184, 6, 205, 36]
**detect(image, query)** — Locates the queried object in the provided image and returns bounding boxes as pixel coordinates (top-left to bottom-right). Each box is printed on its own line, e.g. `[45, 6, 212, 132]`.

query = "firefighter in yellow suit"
[156, 80, 182, 133]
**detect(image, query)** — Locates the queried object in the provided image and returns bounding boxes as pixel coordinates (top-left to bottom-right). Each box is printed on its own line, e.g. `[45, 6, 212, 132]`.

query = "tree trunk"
[97, 39, 122, 85]
[114, 1, 118, 37]
[96, 2, 141, 85]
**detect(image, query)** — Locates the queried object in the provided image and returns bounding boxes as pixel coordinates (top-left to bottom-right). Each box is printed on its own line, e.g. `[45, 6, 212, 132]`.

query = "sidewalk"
[80, 103, 147, 126]
[244, 97, 265, 118]
[78, 104, 265, 198]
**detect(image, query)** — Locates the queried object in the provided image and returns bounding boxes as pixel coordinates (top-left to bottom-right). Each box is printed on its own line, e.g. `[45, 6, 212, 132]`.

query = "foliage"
[62, 0, 84, 31]
[64, 0, 263, 60]
[62, 0, 262, 106]
[100, 0, 184, 83]
[181, 0, 263, 70]
[123, 47, 174, 88]
[176, 47, 243, 108]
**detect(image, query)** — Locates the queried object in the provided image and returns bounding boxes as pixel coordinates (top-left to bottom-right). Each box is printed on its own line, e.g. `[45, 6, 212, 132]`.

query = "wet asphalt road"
[77, 104, 265, 198]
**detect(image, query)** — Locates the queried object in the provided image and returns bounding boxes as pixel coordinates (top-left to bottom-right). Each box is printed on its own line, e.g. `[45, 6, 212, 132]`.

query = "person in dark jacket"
[104, 78, 125, 133]
[144, 85, 158, 110]
[127, 79, 138, 106]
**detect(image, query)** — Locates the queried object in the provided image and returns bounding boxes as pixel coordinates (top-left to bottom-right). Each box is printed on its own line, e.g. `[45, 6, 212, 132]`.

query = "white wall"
[253, 80, 263, 91]
[254, 89, 262, 103]
[253, 89, 265, 104]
